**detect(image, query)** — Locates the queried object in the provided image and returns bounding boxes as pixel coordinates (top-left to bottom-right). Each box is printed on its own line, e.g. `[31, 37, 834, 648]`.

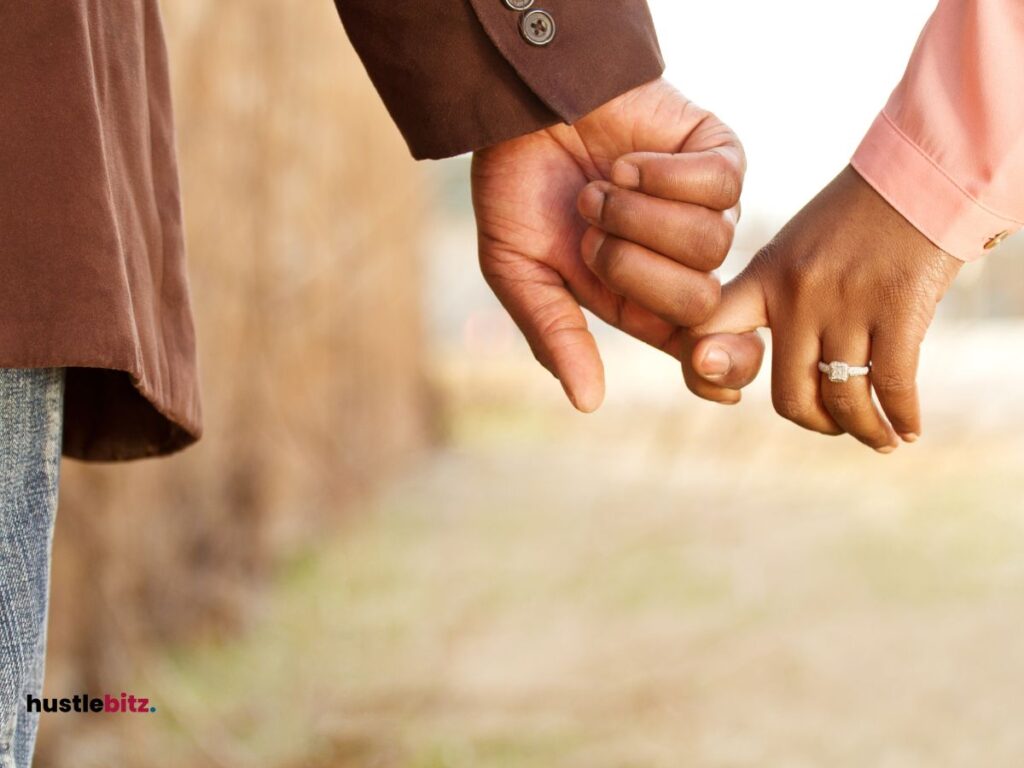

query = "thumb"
[681, 268, 769, 403]
[481, 253, 605, 413]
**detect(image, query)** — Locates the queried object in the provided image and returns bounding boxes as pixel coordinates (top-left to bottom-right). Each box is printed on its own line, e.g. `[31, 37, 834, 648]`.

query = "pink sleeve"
[850, 0, 1024, 262]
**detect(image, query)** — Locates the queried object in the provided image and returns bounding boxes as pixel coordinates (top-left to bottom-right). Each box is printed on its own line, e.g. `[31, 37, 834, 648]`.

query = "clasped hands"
[473, 78, 961, 452]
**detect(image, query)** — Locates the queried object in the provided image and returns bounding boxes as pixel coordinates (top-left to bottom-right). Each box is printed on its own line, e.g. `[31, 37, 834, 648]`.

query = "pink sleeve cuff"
[850, 112, 1022, 262]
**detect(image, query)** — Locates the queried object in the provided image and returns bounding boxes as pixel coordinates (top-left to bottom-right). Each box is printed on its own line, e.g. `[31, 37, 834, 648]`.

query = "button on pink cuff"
[848, 0, 1024, 263]
[851, 112, 1022, 263]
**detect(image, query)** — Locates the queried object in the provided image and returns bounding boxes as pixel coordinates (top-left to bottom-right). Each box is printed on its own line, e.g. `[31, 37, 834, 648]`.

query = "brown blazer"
[0, 1, 663, 461]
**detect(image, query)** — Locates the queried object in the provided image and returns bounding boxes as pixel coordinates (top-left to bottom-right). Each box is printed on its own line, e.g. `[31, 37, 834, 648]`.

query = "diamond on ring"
[818, 360, 870, 383]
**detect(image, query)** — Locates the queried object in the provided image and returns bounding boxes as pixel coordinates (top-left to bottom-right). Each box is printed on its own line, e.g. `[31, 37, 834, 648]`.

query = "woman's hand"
[473, 77, 762, 412]
[682, 166, 963, 451]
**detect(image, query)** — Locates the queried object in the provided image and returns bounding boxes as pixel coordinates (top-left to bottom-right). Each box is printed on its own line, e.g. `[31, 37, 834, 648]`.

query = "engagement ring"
[818, 360, 870, 383]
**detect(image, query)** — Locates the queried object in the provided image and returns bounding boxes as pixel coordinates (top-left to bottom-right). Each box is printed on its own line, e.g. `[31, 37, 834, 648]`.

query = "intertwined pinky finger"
[683, 331, 765, 404]
[680, 269, 769, 404]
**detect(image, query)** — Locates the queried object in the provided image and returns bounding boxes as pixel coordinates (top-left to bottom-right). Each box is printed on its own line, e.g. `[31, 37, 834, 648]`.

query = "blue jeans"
[0, 369, 65, 768]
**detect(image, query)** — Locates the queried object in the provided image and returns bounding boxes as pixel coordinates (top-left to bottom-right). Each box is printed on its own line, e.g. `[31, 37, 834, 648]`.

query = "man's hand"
[682, 166, 962, 451]
[472, 77, 761, 411]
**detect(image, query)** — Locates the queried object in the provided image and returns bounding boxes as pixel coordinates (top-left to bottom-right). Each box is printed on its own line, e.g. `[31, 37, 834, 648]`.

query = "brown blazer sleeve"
[332, 0, 665, 159]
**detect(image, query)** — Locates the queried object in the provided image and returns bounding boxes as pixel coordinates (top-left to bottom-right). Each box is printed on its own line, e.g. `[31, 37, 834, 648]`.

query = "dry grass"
[42, 327, 1024, 768]
[37, 3, 431, 762]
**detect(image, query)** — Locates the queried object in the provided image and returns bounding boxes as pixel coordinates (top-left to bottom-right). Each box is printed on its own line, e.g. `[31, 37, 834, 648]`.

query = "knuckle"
[704, 152, 742, 208]
[690, 217, 731, 269]
[679, 276, 720, 325]
[530, 294, 576, 337]
[872, 370, 915, 398]
[825, 392, 859, 418]
[769, 248, 801, 285]
[711, 217, 736, 266]
[781, 261, 825, 307]
[718, 165, 743, 209]
[772, 392, 813, 424]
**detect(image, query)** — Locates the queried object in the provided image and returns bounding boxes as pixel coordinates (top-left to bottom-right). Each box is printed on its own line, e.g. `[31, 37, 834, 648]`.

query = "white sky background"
[647, 0, 938, 227]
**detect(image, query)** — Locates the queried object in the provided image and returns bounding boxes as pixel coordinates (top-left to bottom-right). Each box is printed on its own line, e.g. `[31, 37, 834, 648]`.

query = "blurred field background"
[35, 1, 1024, 766]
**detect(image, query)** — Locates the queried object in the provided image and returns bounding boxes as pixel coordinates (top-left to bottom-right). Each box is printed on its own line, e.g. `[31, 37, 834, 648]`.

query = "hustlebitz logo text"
[27, 693, 157, 714]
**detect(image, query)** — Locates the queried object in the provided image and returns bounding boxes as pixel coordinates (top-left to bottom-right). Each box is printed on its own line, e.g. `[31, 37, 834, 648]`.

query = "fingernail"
[901, 432, 919, 443]
[876, 444, 897, 455]
[611, 160, 640, 190]
[700, 346, 732, 377]
[578, 185, 605, 222]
